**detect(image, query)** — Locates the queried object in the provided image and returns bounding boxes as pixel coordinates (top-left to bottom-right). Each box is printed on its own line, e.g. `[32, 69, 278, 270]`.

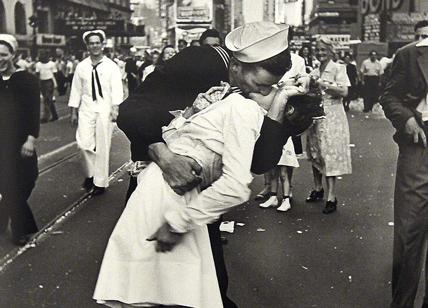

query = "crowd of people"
[1, 18, 428, 308]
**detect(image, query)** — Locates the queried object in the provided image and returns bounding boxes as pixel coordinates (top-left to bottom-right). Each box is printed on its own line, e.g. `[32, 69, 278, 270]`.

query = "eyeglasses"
[415, 34, 428, 40]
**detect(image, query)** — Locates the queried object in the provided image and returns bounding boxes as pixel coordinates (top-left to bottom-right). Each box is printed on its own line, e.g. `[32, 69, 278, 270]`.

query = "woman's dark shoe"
[323, 199, 337, 214]
[306, 189, 324, 202]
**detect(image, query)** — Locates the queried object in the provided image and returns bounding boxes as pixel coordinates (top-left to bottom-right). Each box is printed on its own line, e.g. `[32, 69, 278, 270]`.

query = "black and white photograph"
[0, 0, 428, 307]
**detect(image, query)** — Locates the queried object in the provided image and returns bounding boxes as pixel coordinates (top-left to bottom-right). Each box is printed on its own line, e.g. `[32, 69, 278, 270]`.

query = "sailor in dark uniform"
[117, 22, 308, 307]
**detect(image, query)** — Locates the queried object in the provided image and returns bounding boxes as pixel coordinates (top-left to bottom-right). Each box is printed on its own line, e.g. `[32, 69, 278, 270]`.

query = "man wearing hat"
[117, 21, 307, 307]
[68, 30, 123, 195]
[0, 34, 40, 245]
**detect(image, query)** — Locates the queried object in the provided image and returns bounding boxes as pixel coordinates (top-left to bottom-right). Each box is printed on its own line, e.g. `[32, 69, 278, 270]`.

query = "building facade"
[360, 0, 428, 49]
[308, 0, 359, 38]
[0, 0, 34, 52]
[1, 0, 133, 56]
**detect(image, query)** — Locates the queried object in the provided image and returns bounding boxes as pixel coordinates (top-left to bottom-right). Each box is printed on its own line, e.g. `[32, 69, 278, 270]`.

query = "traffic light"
[28, 15, 38, 28]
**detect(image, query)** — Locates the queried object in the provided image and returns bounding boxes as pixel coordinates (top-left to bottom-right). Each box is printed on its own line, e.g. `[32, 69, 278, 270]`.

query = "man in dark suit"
[380, 32, 428, 307]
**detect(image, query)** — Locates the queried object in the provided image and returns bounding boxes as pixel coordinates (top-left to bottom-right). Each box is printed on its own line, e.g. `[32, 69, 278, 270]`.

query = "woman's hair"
[157, 45, 175, 66]
[317, 37, 335, 53]
[239, 48, 292, 77]
[0, 40, 14, 54]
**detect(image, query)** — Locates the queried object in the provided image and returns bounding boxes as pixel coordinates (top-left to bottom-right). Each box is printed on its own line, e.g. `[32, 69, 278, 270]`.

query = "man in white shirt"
[68, 30, 123, 195]
[35, 52, 58, 122]
[360, 50, 384, 112]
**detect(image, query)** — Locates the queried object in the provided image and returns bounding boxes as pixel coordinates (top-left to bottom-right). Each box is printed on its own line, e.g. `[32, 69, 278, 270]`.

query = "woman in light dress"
[305, 37, 352, 214]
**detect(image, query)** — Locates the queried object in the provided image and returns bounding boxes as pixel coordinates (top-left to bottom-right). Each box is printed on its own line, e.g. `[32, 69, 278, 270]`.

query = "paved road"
[0, 105, 421, 307]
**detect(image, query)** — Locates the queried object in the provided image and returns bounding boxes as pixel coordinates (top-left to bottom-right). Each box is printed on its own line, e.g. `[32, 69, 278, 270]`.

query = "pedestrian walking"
[380, 23, 428, 308]
[94, 21, 300, 308]
[125, 47, 139, 94]
[65, 54, 79, 87]
[55, 48, 68, 96]
[0, 34, 40, 246]
[306, 37, 352, 214]
[360, 50, 383, 112]
[141, 50, 160, 82]
[343, 53, 359, 111]
[68, 29, 123, 196]
[35, 51, 58, 123]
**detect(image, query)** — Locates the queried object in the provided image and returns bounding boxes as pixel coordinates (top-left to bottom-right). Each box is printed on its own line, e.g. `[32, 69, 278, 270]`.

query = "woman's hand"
[21, 136, 36, 158]
[250, 87, 291, 124]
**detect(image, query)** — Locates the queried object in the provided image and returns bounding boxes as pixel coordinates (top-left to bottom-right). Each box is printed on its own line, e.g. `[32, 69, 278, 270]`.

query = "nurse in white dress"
[94, 22, 295, 308]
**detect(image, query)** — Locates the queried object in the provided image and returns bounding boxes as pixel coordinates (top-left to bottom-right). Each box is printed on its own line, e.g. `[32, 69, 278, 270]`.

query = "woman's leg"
[326, 176, 337, 202]
[279, 166, 291, 197]
[259, 168, 279, 208]
[277, 166, 294, 212]
[306, 166, 324, 202]
[323, 176, 338, 214]
[312, 166, 323, 191]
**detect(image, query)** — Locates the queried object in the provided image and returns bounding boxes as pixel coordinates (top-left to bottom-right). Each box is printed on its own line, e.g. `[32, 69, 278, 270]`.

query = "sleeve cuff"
[164, 209, 192, 233]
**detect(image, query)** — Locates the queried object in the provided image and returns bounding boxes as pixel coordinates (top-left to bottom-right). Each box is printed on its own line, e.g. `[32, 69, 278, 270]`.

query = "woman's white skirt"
[277, 138, 299, 168]
[93, 163, 223, 308]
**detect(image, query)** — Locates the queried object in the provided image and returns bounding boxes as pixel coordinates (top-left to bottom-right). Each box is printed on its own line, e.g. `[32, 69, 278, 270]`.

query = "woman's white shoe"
[277, 197, 291, 212]
[259, 195, 278, 208]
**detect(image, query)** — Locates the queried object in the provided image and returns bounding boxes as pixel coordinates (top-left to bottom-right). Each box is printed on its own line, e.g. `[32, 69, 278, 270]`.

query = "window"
[15, 2, 27, 35]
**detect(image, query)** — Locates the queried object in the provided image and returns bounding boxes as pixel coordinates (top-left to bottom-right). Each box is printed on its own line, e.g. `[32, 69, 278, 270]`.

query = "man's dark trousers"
[127, 176, 238, 308]
[363, 75, 380, 112]
[391, 141, 428, 308]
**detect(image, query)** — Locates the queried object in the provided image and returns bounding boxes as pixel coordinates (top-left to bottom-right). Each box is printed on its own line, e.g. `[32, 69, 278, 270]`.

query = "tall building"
[0, 0, 133, 56]
[360, 0, 428, 48]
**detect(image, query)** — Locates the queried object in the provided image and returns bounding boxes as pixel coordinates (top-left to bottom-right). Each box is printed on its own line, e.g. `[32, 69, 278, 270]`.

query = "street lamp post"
[29, 0, 39, 58]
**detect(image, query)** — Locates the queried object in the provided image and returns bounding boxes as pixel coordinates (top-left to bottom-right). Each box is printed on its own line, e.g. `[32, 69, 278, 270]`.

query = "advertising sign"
[59, 19, 126, 36]
[176, 0, 213, 23]
[36, 34, 66, 46]
[387, 12, 428, 42]
[363, 13, 381, 42]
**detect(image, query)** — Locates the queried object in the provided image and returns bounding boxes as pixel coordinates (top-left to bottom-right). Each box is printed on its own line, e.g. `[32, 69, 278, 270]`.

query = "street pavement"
[0, 101, 422, 307]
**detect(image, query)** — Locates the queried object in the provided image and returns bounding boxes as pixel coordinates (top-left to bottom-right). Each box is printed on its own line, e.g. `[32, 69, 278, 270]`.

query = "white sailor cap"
[0, 34, 18, 53]
[225, 22, 289, 63]
[82, 30, 106, 43]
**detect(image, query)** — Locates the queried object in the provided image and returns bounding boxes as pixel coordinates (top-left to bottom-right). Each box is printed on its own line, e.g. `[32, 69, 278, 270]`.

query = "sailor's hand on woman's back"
[149, 142, 203, 195]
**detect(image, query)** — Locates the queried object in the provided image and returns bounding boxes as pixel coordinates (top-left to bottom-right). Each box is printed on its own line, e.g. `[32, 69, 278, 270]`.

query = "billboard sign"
[59, 19, 126, 36]
[176, 0, 213, 23]
[36, 34, 66, 46]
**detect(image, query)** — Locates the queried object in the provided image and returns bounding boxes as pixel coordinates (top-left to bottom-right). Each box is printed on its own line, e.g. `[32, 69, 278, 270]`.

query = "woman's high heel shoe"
[323, 198, 337, 214]
[306, 188, 324, 202]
